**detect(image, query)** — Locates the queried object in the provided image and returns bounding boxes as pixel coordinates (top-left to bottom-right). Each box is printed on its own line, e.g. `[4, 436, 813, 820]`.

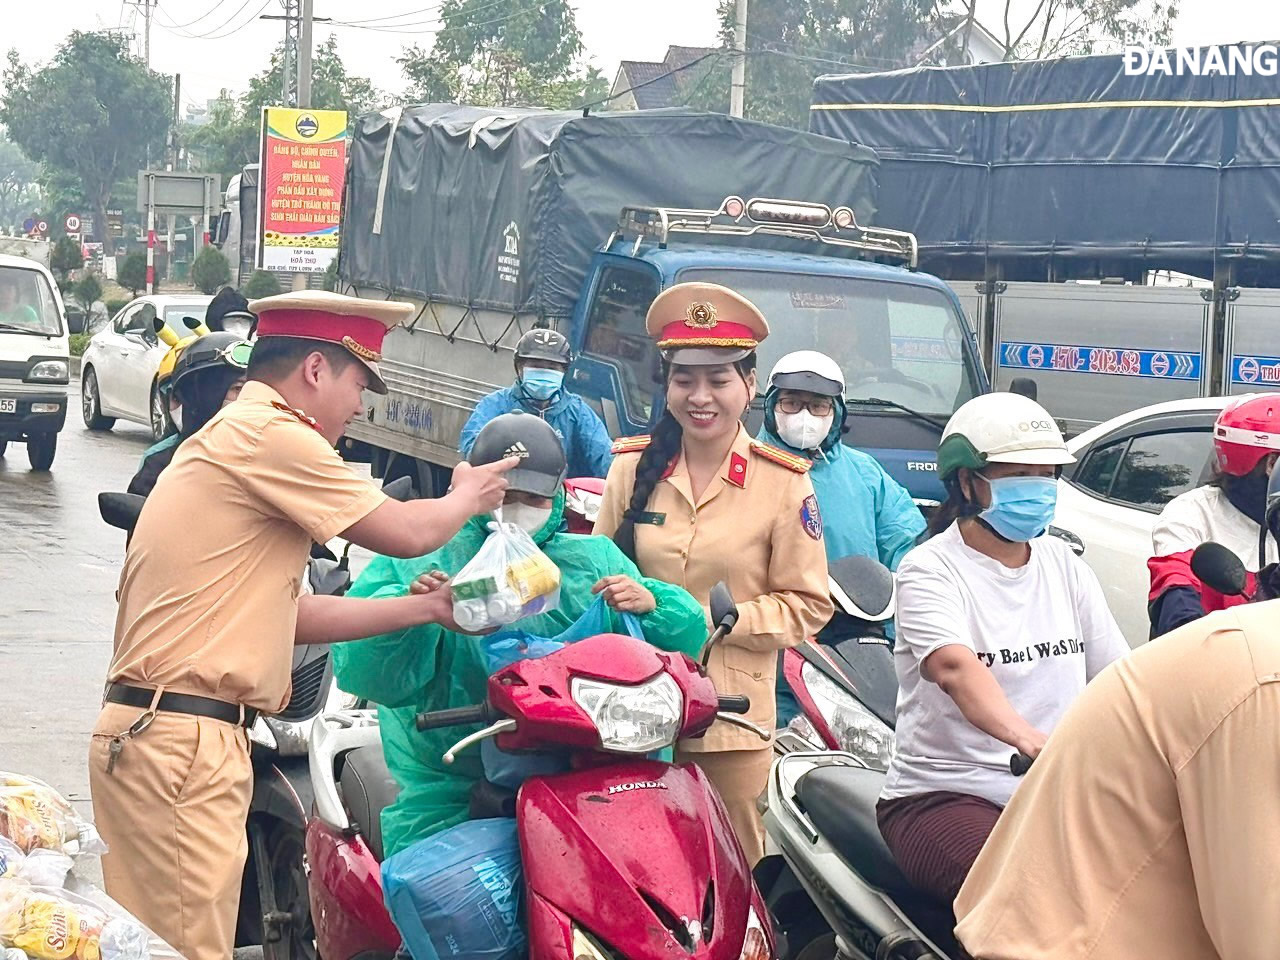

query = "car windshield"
[677, 268, 982, 416]
[163, 305, 209, 336]
[0, 266, 61, 336]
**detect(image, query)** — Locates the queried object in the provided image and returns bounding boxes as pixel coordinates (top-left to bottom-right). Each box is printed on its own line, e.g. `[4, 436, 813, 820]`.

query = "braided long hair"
[614, 354, 758, 560]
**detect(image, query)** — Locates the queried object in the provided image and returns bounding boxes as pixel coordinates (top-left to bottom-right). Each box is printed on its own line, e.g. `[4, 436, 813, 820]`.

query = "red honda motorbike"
[306, 583, 777, 960]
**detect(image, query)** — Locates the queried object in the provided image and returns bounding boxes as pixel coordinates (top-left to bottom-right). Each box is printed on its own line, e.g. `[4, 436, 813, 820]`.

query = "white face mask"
[171, 405, 184, 434]
[501, 502, 553, 535]
[776, 409, 834, 451]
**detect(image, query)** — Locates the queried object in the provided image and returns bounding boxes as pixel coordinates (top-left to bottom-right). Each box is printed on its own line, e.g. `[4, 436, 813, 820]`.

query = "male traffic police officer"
[88, 291, 517, 960]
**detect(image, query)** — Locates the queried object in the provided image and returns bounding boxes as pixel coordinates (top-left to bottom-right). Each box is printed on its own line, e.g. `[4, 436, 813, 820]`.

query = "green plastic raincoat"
[331, 490, 708, 858]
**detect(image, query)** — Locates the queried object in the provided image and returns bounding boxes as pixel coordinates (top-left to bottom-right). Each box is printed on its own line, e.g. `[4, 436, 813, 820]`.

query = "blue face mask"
[518, 367, 564, 402]
[977, 475, 1058, 542]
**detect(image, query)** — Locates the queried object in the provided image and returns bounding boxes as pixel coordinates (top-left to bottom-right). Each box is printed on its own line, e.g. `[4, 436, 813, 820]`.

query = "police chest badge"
[800, 495, 823, 541]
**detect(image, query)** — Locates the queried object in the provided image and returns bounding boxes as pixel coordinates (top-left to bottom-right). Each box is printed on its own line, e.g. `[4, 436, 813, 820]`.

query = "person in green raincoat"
[332, 412, 709, 858]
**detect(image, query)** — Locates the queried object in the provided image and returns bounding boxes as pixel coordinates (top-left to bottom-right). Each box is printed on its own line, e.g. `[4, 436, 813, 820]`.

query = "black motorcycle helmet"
[513, 328, 572, 369]
[205, 287, 251, 333]
[171, 333, 252, 436]
[467, 411, 567, 498]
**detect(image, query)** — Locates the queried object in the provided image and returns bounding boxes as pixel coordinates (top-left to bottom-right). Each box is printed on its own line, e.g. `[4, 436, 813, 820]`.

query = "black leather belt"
[105, 683, 259, 728]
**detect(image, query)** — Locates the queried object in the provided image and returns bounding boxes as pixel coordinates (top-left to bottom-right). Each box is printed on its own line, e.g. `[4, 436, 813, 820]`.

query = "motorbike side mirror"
[98, 492, 146, 533]
[710, 581, 738, 633]
[1009, 377, 1038, 401]
[382, 476, 415, 502]
[1191, 541, 1248, 597]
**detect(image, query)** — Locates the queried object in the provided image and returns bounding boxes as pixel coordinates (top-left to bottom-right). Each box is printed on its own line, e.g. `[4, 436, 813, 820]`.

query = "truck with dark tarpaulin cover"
[811, 45, 1280, 431]
[334, 105, 989, 503]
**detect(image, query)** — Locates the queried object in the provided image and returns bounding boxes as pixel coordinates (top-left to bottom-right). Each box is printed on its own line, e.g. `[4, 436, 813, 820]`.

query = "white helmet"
[937, 392, 1074, 480]
[767, 350, 845, 397]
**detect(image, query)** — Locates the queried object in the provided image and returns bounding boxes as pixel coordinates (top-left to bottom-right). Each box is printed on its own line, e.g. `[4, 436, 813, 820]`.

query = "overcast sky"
[4, 0, 1279, 110]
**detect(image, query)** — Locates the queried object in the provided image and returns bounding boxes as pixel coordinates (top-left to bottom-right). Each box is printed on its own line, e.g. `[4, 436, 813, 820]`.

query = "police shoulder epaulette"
[611, 434, 652, 455]
[270, 401, 322, 432]
[749, 439, 811, 474]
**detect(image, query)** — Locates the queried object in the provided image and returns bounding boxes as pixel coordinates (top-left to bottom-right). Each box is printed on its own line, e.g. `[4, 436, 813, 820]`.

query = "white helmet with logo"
[767, 350, 846, 397]
[937, 392, 1074, 480]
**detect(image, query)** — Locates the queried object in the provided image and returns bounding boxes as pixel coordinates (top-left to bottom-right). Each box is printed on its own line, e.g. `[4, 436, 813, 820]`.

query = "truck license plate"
[0, 399, 15, 414]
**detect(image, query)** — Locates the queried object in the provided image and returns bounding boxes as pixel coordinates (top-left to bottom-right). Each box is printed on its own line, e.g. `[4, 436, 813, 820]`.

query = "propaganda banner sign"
[257, 106, 347, 273]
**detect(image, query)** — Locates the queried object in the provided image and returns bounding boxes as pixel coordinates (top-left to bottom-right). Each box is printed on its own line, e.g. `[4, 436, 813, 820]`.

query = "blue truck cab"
[563, 207, 988, 504]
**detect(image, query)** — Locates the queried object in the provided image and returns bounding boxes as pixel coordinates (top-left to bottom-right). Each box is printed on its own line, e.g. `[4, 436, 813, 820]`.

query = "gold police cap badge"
[684, 301, 718, 329]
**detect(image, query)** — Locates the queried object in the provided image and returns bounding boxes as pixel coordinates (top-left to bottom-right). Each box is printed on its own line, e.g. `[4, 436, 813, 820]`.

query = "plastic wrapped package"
[0, 881, 150, 960]
[0, 841, 72, 890]
[0, 776, 104, 859]
[382, 818, 525, 960]
[5, 947, 30, 960]
[452, 522, 561, 632]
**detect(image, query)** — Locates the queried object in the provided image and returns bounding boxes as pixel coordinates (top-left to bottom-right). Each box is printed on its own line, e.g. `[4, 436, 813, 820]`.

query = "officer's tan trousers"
[677, 747, 774, 866]
[89, 703, 253, 960]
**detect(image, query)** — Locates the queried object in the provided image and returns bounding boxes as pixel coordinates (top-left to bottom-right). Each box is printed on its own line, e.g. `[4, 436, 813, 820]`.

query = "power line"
[329, 6, 527, 36]
[155, 0, 235, 29]
[335, 4, 445, 25]
[156, 0, 272, 38]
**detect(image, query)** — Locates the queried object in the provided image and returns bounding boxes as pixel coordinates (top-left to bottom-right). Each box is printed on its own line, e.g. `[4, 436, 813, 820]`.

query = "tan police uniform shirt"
[955, 599, 1280, 960]
[594, 424, 833, 751]
[108, 380, 388, 714]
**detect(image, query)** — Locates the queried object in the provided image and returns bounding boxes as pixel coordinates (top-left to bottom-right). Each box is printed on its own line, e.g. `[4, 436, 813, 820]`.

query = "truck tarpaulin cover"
[341, 105, 878, 317]
[810, 46, 1280, 272]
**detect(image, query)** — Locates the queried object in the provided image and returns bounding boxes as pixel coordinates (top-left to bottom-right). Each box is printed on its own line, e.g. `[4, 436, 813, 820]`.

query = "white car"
[80, 295, 213, 441]
[1055, 396, 1233, 647]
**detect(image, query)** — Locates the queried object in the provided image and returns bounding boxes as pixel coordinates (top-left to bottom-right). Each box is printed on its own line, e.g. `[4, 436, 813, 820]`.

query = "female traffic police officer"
[594, 282, 833, 864]
[89, 291, 517, 960]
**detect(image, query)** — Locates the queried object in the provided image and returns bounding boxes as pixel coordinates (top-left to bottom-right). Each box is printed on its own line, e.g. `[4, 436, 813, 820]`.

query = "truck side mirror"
[1009, 377, 1038, 401]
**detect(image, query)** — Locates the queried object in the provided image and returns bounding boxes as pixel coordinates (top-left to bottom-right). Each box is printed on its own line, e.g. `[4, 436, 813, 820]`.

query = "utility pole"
[166, 74, 180, 287]
[299, 0, 313, 108]
[127, 0, 156, 66]
[730, 0, 748, 118]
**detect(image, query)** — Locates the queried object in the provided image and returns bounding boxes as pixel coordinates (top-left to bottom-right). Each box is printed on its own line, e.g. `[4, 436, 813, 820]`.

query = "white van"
[0, 254, 70, 470]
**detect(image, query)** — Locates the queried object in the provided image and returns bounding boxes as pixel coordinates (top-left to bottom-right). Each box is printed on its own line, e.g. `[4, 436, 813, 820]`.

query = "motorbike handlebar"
[415, 704, 494, 731]
[717, 695, 751, 715]
[1010, 753, 1035, 777]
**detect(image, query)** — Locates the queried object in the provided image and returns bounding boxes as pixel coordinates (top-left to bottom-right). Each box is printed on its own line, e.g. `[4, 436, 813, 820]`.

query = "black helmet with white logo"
[514, 328, 572, 367]
[467, 411, 567, 498]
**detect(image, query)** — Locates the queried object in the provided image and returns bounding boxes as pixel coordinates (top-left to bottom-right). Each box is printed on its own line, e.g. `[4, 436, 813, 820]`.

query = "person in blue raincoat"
[759, 351, 926, 723]
[459, 328, 614, 479]
[332, 412, 707, 858]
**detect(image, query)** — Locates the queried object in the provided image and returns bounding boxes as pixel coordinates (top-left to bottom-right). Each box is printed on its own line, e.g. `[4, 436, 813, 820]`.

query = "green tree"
[688, 0, 942, 128]
[73, 271, 102, 312]
[191, 245, 232, 295]
[243, 270, 282, 299]
[322, 256, 340, 292]
[50, 236, 81, 284]
[952, 0, 1175, 60]
[0, 33, 171, 254]
[397, 0, 604, 109]
[118, 251, 148, 296]
[0, 137, 41, 232]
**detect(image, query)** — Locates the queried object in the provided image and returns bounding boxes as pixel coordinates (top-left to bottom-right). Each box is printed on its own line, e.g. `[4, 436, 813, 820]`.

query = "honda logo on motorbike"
[608, 780, 667, 795]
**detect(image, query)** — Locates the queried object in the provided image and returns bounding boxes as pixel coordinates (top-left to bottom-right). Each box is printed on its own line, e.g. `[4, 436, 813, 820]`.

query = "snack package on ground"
[0, 841, 72, 890]
[0, 880, 149, 960]
[451, 521, 562, 631]
[0, 775, 105, 860]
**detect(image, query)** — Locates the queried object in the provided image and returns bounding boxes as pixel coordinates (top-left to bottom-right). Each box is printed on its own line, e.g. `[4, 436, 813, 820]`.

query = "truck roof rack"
[607, 195, 918, 269]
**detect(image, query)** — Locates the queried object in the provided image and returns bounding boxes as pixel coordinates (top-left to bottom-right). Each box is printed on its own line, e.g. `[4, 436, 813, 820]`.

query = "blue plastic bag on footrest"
[382, 818, 525, 960]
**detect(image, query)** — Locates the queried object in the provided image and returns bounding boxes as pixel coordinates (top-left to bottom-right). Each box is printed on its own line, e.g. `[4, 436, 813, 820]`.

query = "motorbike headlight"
[28, 360, 68, 381]
[740, 908, 771, 960]
[801, 661, 895, 771]
[571, 673, 683, 753]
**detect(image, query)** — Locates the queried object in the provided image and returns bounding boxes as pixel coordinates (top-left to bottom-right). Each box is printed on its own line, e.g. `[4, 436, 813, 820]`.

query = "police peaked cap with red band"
[645, 282, 770, 365]
[248, 290, 415, 395]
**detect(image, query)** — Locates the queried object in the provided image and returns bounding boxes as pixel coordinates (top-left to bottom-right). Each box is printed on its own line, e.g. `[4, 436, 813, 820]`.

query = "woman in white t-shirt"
[878, 392, 1128, 909]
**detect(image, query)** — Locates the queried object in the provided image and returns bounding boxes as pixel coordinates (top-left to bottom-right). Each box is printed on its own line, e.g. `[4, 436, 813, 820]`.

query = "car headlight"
[571, 673, 682, 753]
[801, 661, 895, 771]
[740, 908, 771, 960]
[28, 360, 68, 381]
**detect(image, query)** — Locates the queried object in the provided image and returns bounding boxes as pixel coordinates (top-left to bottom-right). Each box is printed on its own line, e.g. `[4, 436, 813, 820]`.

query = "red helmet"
[1213, 394, 1280, 476]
